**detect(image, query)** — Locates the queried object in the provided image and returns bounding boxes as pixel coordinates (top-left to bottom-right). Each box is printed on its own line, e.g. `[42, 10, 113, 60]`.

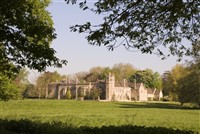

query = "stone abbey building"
[48, 73, 163, 101]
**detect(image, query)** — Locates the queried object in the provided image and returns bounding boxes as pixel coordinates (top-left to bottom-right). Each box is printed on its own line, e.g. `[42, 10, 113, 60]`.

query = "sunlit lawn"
[0, 99, 199, 133]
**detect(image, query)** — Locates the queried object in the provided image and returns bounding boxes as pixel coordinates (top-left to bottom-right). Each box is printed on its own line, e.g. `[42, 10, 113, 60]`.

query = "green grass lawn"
[0, 99, 199, 133]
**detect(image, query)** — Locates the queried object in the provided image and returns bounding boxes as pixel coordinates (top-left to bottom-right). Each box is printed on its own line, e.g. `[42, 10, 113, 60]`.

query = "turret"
[106, 73, 115, 100]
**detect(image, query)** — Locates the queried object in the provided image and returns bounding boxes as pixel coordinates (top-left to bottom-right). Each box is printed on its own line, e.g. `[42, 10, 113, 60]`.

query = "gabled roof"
[114, 80, 124, 87]
[131, 88, 139, 93]
[128, 83, 143, 89]
[154, 89, 161, 95]
[114, 79, 131, 87]
[146, 88, 155, 94]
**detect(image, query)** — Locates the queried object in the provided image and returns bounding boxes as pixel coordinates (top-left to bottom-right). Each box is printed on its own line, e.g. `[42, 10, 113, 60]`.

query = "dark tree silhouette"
[0, 0, 67, 75]
[66, 0, 200, 59]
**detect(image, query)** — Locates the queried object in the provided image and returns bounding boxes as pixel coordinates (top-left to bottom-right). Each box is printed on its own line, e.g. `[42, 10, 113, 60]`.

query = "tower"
[106, 73, 115, 100]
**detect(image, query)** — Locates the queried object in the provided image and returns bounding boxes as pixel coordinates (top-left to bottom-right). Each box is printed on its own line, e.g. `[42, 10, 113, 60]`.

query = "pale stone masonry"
[48, 73, 163, 101]
[105, 73, 131, 101]
[131, 83, 148, 101]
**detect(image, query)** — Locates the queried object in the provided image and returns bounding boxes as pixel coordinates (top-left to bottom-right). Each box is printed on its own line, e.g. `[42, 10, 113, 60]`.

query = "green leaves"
[0, 0, 67, 73]
[0, 73, 20, 101]
[66, 0, 200, 59]
[177, 61, 200, 107]
[162, 55, 200, 106]
[0, 0, 67, 101]
[129, 69, 162, 89]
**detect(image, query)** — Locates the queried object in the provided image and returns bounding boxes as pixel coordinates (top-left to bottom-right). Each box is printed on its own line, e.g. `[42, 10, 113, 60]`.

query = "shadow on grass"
[0, 119, 198, 134]
[117, 102, 199, 110]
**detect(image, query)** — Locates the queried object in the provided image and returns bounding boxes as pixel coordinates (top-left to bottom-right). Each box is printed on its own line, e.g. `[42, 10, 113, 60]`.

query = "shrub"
[1, 119, 198, 134]
[66, 88, 72, 99]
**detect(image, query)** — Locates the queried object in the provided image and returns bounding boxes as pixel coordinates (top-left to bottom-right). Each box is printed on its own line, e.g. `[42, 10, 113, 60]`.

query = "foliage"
[84, 66, 111, 82]
[191, 39, 200, 60]
[74, 71, 88, 83]
[22, 84, 38, 98]
[90, 87, 101, 100]
[177, 69, 200, 107]
[0, 0, 67, 73]
[13, 68, 29, 84]
[1, 119, 197, 134]
[0, 0, 67, 101]
[177, 59, 200, 107]
[36, 75, 47, 99]
[112, 63, 136, 82]
[162, 48, 200, 107]
[84, 91, 91, 99]
[66, 88, 72, 99]
[13, 68, 30, 96]
[77, 87, 85, 97]
[152, 72, 163, 90]
[36, 71, 65, 98]
[0, 73, 19, 101]
[84, 66, 104, 82]
[75, 63, 162, 91]
[66, 0, 200, 59]
[0, 68, 30, 101]
[129, 69, 162, 89]
[162, 64, 186, 101]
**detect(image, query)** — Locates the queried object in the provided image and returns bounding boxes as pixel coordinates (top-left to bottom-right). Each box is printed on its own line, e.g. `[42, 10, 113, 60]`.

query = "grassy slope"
[0, 100, 199, 133]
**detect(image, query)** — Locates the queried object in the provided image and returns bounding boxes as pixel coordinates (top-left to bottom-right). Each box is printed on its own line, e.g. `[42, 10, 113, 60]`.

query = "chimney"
[123, 79, 126, 87]
[134, 79, 136, 89]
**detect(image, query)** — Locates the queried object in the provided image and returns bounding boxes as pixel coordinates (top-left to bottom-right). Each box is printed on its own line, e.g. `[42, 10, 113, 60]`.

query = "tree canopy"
[162, 48, 200, 107]
[66, 0, 200, 59]
[162, 64, 186, 101]
[129, 69, 162, 89]
[0, 73, 19, 101]
[36, 71, 65, 98]
[0, 0, 67, 101]
[112, 63, 136, 81]
[177, 64, 200, 107]
[0, 0, 67, 75]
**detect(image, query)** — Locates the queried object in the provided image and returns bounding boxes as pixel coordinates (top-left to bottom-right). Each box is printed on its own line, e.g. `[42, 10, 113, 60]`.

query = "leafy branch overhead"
[66, 0, 200, 59]
[0, 0, 67, 74]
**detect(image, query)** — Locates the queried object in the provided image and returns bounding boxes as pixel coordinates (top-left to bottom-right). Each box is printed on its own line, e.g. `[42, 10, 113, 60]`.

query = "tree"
[36, 71, 64, 98]
[36, 75, 46, 99]
[177, 67, 200, 107]
[0, 68, 30, 101]
[35, 73, 50, 99]
[112, 63, 136, 82]
[162, 64, 186, 101]
[66, 88, 72, 99]
[66, 0, 200, 59]
[101, 67, 112, 79]
[90, 87, 101, 100]
[84, 66, 111, 82]
[75, 71, 88, 83]
[177, 44, 200, 107]
[77, 87, 84, 97]
[0, 0, 67, 74]
[13, 68, 30, 96]
[0, 0, 67, 100]
[129, 69, 162, 89]
[192, 40, 200, 58]
[0, 73, 19, 101]
[152, 72, 162, 90]
[14, 68, 29, 84]
[22, 84, 37, 98]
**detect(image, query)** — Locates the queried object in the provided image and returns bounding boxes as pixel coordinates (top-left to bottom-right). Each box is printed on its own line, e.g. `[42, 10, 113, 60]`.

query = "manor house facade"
[47, 73, 163, 101]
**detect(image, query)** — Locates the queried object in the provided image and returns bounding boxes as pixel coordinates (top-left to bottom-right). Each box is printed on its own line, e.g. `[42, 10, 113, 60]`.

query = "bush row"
[0, 119, 198, 134]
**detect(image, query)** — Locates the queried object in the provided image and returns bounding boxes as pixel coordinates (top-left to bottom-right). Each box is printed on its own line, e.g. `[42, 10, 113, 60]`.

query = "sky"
[28, 0, 187, 83]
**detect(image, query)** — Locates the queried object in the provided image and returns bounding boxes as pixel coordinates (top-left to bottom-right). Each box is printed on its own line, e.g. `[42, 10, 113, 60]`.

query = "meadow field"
[0, 100, 199, 134]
